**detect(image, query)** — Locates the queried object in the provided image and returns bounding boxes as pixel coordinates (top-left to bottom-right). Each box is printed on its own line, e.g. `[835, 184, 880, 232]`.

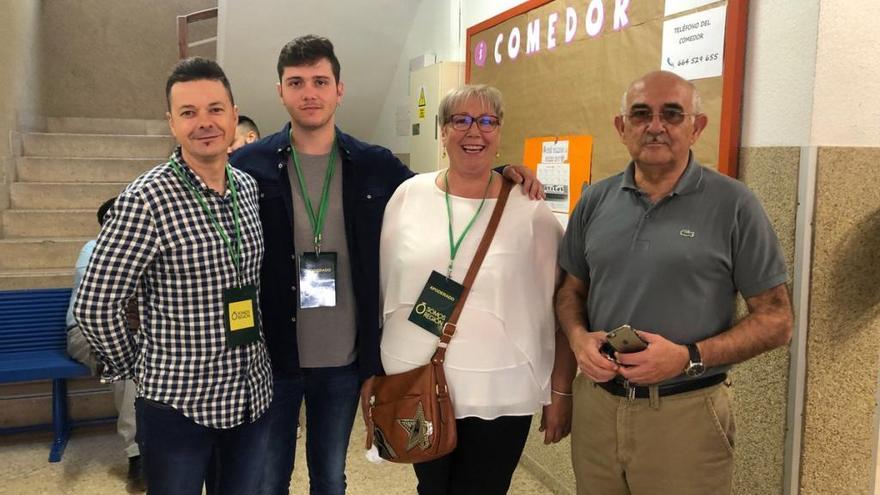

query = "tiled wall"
[800, 147, 880, 495]
[733, 147, 800, 495]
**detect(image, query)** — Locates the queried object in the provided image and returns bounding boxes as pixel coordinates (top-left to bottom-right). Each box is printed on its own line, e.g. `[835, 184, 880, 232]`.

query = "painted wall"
[218, 0, 526, 152]
[369, 1, 457, 153]
[218, 0, 419, 142]
[40, 0, 217, 120]
[811, 0, 880, 146]
[740, 0, 819, 147]
[369, 0, 540, 153]
[0, 1, 43, 210]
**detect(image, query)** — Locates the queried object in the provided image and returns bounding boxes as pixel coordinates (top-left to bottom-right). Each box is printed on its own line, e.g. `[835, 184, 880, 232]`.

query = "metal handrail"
[176, 7, 218, 59]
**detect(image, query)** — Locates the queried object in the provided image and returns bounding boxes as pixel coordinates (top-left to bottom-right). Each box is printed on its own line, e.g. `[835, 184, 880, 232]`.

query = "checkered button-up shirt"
[74, 149, 272, 429]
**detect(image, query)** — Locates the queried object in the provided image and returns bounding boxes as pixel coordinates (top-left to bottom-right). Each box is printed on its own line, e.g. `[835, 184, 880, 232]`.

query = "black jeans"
[413, 415, 532, 495]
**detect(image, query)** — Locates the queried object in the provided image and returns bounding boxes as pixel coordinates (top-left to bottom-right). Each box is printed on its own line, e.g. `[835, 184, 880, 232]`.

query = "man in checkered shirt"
[74, 57, 272, 494]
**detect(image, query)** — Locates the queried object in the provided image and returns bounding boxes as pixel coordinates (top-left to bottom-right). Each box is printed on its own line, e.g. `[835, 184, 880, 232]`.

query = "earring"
[495, 152, 501, 158]
[442, 148, 447, 159]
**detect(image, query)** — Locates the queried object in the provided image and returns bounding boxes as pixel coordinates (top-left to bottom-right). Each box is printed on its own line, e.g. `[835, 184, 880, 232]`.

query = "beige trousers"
[570, 374, 735, 495]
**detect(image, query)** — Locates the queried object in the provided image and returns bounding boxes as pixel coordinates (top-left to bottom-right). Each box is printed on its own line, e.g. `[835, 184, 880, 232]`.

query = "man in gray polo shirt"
[555, 70, 793, 495]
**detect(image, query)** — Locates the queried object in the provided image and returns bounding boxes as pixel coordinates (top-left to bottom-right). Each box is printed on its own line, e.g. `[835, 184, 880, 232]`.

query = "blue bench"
[0, 288, 92, 462]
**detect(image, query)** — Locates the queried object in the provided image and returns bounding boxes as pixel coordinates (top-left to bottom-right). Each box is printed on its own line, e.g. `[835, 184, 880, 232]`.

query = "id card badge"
[223, 285, 260, 348]
[298, 252, 337, 309]
[407, 271, 464, 336]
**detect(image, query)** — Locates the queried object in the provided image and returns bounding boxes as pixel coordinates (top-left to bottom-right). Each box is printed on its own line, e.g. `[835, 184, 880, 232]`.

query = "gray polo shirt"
[559, 156, 787, 379]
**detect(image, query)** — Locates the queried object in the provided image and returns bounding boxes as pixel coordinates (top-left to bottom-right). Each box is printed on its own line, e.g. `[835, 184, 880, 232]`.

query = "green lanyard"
[169, 157, 243, 284]
[444, 170, 493, 278]
[289, 131, 338, 255]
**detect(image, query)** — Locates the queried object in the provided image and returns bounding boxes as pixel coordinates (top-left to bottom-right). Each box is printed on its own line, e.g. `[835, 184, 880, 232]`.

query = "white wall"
[0, 0, 42, 210]
[216, 0, 532, 152]
[741, 0, 880, 148]
[811, 0, 880, 146]
[369, 0, 537, 152]
[740, 0, 820, 147]
[218, 0, 419, 141]
[368, 1, 456, 152]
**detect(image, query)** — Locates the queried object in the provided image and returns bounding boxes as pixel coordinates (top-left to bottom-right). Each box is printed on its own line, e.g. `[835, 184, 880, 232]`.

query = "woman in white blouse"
[377, 85, 576, 494]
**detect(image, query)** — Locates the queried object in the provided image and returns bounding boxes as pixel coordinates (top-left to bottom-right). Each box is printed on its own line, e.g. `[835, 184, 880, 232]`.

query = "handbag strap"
[431, 177, 513, 365]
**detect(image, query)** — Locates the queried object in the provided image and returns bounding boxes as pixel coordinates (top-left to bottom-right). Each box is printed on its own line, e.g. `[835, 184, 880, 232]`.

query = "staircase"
[0, 117, 174, 428]
[1, 117, 175, 290]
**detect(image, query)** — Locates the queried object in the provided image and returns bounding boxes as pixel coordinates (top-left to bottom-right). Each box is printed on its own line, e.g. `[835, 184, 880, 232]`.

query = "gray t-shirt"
[559, 157, 788, 381]
[289, 151, 357, 368]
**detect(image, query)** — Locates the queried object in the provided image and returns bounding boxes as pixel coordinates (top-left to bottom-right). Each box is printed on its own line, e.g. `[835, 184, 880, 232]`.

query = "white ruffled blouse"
[379, 172, 562, 420]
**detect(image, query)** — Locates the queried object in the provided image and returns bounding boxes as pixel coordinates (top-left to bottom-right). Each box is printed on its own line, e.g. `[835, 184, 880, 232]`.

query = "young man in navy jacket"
[231, 35, 539, 495]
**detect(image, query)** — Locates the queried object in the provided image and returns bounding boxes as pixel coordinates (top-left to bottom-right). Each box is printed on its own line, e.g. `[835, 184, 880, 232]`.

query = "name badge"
[223, 285, 260, 348]
[408, 271, 464, 337]
[298, 252, 337, 309]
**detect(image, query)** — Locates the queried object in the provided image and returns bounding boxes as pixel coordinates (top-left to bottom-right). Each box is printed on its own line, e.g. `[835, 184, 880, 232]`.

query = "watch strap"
[686, 343, 701, 365]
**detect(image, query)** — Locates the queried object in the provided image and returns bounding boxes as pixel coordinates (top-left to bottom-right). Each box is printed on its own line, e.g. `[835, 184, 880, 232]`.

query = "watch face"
[686, 362, 706, 377]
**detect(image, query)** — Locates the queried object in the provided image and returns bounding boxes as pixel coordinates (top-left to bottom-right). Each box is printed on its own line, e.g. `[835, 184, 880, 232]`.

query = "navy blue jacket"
[230, 123, 413, 379]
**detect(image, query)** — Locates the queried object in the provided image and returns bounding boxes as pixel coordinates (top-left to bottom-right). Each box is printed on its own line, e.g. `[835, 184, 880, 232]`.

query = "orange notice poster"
[522, 135, 593, 214]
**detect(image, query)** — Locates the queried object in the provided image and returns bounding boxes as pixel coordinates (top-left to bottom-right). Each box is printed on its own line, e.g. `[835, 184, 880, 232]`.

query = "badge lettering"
[228, 299, 255, 331]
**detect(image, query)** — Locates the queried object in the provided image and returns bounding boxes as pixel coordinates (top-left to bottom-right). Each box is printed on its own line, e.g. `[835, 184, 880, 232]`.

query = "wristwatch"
[684, 343, 706, 377]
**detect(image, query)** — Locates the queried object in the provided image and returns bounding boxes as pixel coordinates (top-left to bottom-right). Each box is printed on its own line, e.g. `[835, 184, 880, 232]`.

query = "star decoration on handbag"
[397, 401, 434, 451]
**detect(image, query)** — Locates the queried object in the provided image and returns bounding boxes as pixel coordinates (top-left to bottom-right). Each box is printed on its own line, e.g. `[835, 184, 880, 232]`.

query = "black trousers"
[413, 415, 532, 495]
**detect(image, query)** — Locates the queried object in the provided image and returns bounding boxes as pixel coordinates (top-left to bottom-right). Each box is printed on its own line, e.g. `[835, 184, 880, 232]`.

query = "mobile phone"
[605, 325, 647, 353]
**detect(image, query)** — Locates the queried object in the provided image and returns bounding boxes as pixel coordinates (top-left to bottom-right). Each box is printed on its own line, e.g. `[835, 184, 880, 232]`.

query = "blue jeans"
[135, 398, 270, 495]
[258, 363, 360, 495]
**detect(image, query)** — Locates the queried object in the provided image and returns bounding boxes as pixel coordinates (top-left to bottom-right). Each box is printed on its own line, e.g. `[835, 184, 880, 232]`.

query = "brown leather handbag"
[361, 178, 513, 464]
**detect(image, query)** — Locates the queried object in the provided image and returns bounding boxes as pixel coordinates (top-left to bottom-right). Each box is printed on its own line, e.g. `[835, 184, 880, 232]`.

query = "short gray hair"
[619, 71, 702, 114]
[439, 85, 504, 125]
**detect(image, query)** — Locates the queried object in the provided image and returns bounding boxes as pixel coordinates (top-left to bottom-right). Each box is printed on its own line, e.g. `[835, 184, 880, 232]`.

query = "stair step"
[16, 156, 161, 183]
[2, 209, 99, 238]
[0, 238, 91, 270]
[10, 182, 128, 209]
[46, 117, 170, 136]
[0, 268, 74, 290]
[22, 132, 176, 159]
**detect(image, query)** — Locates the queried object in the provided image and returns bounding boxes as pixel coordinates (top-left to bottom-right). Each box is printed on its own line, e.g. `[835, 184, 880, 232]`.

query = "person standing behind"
[66, 197, 144, 491]
[375, 84, 575, 495]
[555, 70, 793, 495]
[229, 115, 260, 153]
[74, 57, 273, 495]
[230, 35, 541, 495]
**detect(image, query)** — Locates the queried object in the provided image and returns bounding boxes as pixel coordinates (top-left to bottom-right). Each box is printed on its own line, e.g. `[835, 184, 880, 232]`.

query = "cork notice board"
[467, 0, 749, 185]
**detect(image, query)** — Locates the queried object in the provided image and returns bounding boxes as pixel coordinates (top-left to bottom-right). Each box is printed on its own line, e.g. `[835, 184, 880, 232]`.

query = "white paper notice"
[660, 5, 726, 81]
[537, 163, 570, 213]
[664, 0, 721, 16]
[538, 140, 570, 213]
[541, 140, 569, 164]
